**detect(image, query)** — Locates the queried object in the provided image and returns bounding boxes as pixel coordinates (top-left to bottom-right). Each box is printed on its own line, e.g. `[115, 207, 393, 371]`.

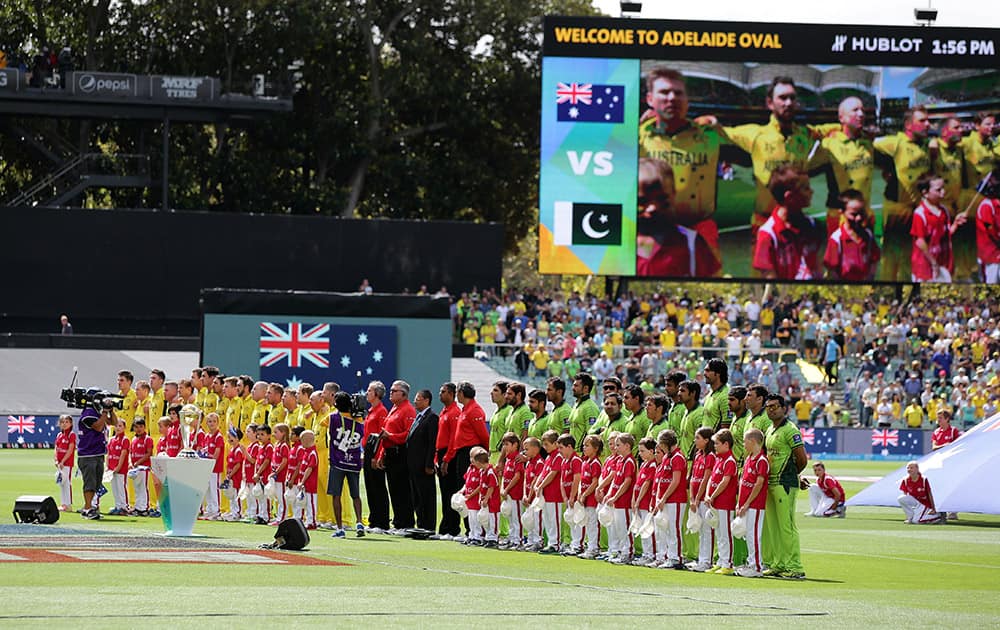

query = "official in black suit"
[406, 389, 439, 531]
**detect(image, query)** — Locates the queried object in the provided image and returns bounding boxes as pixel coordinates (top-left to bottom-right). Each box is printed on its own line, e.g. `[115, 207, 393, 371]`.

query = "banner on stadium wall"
[538, 16, 1000, 284]
[2, 414, 60, 448]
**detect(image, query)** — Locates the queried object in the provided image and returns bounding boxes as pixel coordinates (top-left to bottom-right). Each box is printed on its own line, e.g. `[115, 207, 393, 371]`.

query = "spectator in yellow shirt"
[904, 400, 925, 428]
[794, 397, 812, 423]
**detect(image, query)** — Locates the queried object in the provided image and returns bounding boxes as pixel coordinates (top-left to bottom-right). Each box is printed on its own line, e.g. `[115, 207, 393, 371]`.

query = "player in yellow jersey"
[146, 369, 167, 439]
[116, 370, 137, 427]
[238, 375, 255, 431]
[282, 388, 301, 427]
[308, 390, 335, 528]
[874, 105, 934, 282]
[265, 383, 286, 426]
[723, 77, 837, 232]
[639, 67, 738, 271]
[221, 377, 244, 438]
[935, 117, 975, 281]
[297, 383, 315, 429]
[812, 96, 875, 235]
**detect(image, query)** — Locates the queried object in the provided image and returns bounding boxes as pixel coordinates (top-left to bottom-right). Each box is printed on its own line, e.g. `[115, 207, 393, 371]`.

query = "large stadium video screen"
[538, 17, 1000, 283]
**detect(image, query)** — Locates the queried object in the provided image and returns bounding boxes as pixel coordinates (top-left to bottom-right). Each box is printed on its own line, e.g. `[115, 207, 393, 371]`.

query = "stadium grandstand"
[639, 61, 880, 111]
[908, 68, 1000, 122]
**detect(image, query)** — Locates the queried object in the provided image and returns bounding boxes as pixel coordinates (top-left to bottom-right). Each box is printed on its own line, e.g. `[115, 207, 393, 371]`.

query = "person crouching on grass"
[898, 461, 946, 524]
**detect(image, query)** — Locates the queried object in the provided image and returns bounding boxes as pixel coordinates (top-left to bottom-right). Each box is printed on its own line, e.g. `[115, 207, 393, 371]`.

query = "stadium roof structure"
[640, 61, 880, 97]
[0, 69, 291, 210]
[909, 68, 997, 92]
[0, 70, 291, 121]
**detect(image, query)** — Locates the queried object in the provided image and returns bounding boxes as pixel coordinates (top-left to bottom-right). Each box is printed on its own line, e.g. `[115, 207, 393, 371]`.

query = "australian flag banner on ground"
[800, 427, 837, 454]
[258, 322, 398, 395]
[871, 428, 924, 456]
[2, 415, 60, 448]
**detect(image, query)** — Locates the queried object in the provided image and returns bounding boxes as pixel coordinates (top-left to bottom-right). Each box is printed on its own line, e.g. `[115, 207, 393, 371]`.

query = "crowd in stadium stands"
[452, 288, 1000, 429]
[0, 45, 75, 88]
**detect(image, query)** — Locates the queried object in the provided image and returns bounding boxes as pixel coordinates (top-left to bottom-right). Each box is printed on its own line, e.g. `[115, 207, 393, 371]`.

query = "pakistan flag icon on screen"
[553, 202, 622, 246]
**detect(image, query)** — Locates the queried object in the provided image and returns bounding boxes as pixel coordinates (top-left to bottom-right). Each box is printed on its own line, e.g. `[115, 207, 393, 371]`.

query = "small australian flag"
[556, 83, 625, 123]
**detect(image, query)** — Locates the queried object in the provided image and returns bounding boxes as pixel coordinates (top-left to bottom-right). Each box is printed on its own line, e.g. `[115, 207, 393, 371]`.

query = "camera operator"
[78, 405, 113, 520]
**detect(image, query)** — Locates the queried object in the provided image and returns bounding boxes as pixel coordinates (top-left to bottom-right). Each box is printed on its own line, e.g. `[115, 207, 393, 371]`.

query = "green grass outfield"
[2, 452, 998, 629]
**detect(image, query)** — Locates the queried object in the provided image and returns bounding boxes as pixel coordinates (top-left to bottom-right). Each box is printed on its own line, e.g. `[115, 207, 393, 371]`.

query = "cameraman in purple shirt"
[77, 406, 112, 519]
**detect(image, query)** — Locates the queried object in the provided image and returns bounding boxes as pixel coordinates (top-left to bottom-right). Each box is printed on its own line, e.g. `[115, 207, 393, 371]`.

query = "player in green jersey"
[568, 373, 600, 447]
[525, 389, 551, 440]
[622, 384, 650, 454]
[762, 394, 808, 578]
[664, 371, 687, 437]
[487, 381, 511, 453]
[746, 383, 771, 433]
[588, 377, 622, 436]
[546, 377, 572, 438]
[644, 394, 670, 439]
[505, 383, 534, 444]
[727, 386, 751, 464]
[701, 358, 730, 431]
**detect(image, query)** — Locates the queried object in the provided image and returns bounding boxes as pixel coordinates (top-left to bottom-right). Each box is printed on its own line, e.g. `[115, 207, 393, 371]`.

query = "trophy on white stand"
[150, 404, 213, 536]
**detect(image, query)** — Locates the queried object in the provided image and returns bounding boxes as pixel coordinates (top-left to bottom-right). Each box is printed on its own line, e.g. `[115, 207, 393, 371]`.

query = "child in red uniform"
[521, 437, 545, 550]
[201, 413, 225, 520]
[557, 434, 583, 555]
[155, 417, 172, 456]
[604, 433, 636, 564]
[534, 431, 565, 553]
[636, 158, 721, 278]
[129, 418, 153, 516]
[107, 419, 131, 515]
[577, 434, 604, 559]
[824, 190, 881, 281]
[594, 433, 622, 560]
[252, 424, 274, 525]
[222, 427, 244, 522]
[288, 426, 306, 492]
[269, 423, 291, 525]
[911, 173, 967, 282]
[632, 437, 659, 566]
[753, 166, 824, 280]
[735, 429, 769, 577]
[498, 433, 524, 549]
[473, 448, 501, 547]
[240, 423, 260, 523]
[976, 171, 1000, 283]
[653, 430, 688, 569]
[462, 447, 485, 545]
[54, 414, 76, 511]
[295, 430, 320, 529]
[898, 461, 945, 524]
[705, 429, 738, 574]
[165, 405, 183, 456]
[688, 426, 717, 572]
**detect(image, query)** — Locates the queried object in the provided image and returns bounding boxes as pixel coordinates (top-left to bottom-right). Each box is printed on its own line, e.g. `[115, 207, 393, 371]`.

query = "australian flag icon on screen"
[556, 83, 625, 123]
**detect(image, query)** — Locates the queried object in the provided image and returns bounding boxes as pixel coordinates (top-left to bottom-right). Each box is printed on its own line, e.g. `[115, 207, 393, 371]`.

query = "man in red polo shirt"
[443, 381, 489, 535]
[375, 380, 416, 532]
[753, 166, 824, 280]
[362, 381, 390, 532]
[435, 382, 463, 538]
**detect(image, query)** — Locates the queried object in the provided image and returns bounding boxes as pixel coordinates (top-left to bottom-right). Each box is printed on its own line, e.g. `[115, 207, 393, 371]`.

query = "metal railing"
[7, 153, 150, 207]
